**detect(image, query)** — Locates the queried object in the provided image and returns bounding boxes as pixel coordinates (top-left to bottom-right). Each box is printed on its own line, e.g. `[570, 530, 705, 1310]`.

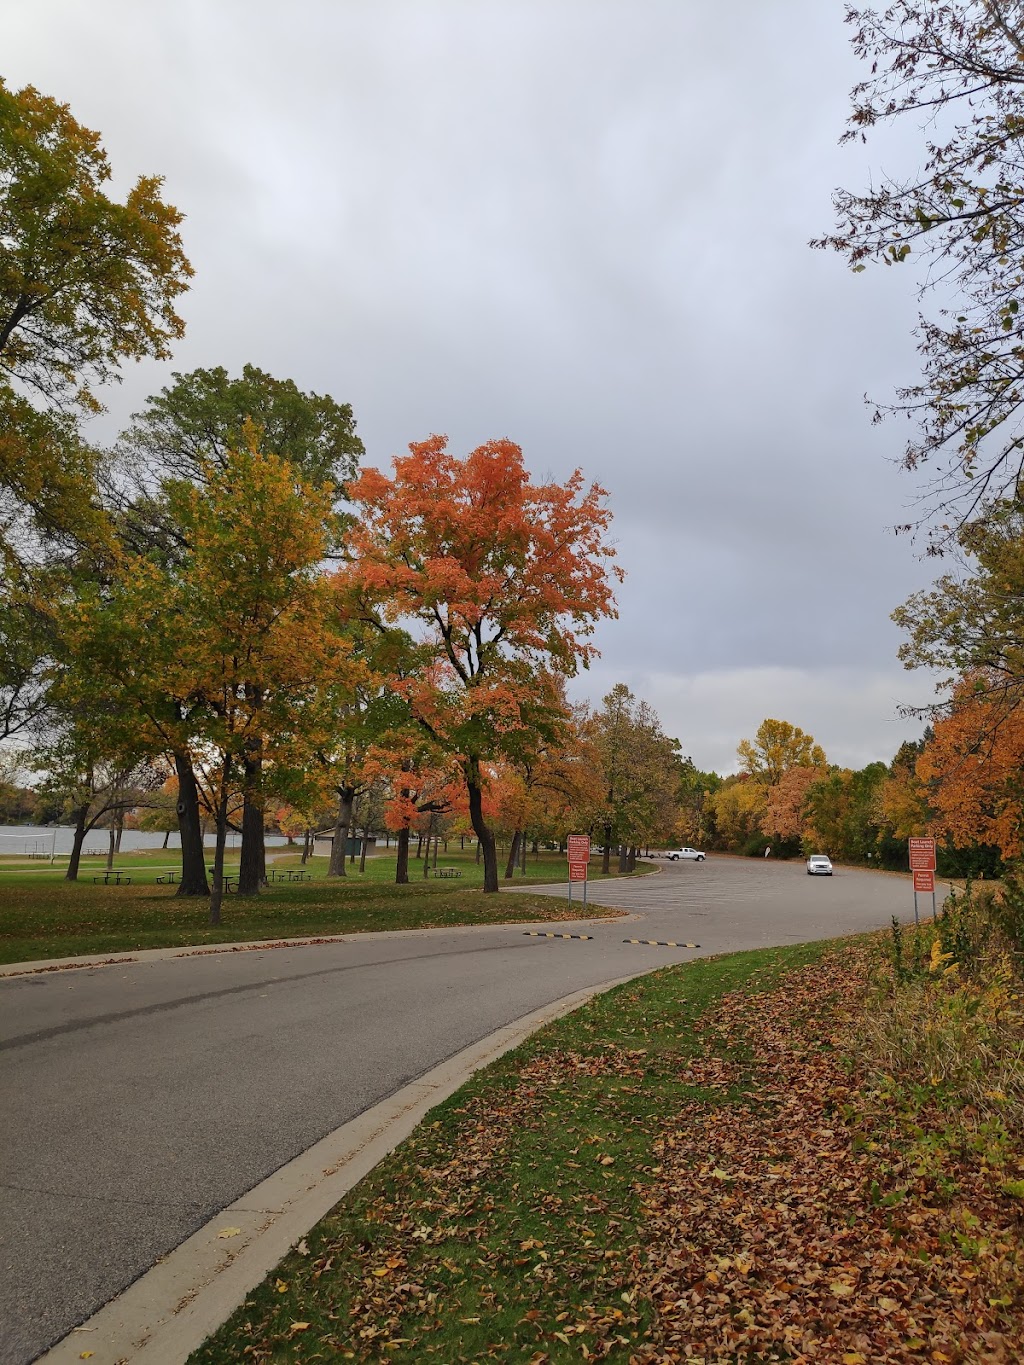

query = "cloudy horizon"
[7, 0, 944, 773]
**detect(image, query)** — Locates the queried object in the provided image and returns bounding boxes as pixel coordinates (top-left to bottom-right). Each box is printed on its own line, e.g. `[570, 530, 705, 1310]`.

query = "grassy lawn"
[191, 929, 1024, 1364]
[0, 847, 636, 964]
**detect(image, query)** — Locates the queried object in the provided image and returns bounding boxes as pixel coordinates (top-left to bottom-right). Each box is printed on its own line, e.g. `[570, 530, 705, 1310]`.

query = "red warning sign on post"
[913, 868, 935, 893]
[908, 837, 936, 871]
[567, 834, 590, 882]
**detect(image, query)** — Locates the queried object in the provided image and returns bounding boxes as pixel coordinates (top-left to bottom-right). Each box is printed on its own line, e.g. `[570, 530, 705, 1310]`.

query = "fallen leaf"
[217, 1227, 242, 1239]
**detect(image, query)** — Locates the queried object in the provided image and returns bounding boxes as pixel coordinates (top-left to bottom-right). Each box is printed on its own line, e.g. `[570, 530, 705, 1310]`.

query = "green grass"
[0, 847, 637, 964]
[190, 941, 830, 1364]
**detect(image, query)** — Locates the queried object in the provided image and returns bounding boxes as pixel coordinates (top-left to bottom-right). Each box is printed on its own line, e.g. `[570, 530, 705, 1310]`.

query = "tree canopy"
[0, 78, 191, 409]
[0, 78, 191, 557]
[340, 434, 621, 891]
[815, 2, 1024, 531]
[116, 363, 363, 493]
[737, 718, 825, 786]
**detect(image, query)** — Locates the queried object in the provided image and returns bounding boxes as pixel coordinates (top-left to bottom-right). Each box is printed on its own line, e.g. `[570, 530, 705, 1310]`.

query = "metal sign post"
[908, 838, 937, 926]
[567, 834, 590, 909]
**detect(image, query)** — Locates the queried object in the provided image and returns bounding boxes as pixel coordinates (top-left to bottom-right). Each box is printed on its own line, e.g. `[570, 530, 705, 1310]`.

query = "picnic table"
[156, 871, 178, 885]
[267, 868, 310, 882]
[91, 870, 132, 886]
[433, 868, 462, 879]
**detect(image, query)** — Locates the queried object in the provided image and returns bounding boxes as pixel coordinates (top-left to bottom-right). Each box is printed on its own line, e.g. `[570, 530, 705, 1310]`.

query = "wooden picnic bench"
[91, 870, 132, 886]
[433, 868, 462, 879]
[156, 871, 178, 885]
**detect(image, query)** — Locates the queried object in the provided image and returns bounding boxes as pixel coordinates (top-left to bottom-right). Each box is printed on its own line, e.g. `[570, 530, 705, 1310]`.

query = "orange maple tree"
[339, 435, 621, 891]
[763, 764, 824, 842]
[917, 676, 1024, 858]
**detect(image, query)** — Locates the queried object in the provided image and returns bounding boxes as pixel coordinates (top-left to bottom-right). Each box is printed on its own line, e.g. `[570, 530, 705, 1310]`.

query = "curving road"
[0, 857, 929, 1363]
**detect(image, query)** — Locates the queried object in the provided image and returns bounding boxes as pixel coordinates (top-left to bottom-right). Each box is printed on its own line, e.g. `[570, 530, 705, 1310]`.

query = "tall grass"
[859, 881, 1024, 1165]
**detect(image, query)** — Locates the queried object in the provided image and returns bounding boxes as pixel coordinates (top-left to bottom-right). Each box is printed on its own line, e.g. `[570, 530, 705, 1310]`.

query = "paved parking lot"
[1, 856, 929, 1363]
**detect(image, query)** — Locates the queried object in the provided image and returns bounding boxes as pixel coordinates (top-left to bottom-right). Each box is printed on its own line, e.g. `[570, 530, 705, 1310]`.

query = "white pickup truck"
[667, 846, 706, 861]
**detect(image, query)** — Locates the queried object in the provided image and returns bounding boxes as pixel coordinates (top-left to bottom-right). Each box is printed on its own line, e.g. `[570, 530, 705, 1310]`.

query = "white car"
[806, 854, 833, 876]
[668, 847, 705, 861]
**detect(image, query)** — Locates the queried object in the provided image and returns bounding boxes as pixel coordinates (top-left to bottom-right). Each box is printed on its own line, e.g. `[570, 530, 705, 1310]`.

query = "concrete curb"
[37, 973, 642, 1365]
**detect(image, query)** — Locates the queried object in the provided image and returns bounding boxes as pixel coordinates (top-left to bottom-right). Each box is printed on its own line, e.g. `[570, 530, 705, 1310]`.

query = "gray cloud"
[8, 0, 944, 769]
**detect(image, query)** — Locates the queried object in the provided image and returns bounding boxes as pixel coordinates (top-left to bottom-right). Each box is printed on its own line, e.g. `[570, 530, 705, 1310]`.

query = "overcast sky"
[8, 0, 943, 773]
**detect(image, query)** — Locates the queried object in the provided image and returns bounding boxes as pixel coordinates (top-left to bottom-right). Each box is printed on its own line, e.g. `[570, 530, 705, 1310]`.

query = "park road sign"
[913, 868, 936, 894]
[908, 836, 936, 871]
[567, 834, 590, 885]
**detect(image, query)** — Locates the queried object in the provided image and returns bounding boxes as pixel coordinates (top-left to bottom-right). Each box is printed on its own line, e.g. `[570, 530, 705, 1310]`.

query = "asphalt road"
[1, 857, 927, 1363]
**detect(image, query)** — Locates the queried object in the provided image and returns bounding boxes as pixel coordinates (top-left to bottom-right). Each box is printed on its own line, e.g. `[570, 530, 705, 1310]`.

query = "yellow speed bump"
[522, 931, 594, 940]
[622, 938, 700, 948]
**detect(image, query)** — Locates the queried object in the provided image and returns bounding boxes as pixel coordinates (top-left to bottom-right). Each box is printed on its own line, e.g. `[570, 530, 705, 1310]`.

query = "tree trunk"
[238, 751, 266, 895]
[173, 749, 209, 896]
[395, 824, 410, 884]
[328, 786, 355, 878]
[209, 754, 233, 926]
[602, 824, 612, 875]
[114, 815, 123, 854]
[106, 826, 115, 872]
[628, 846, 637, 872]
[415, 833, 423, 859]
[359, 832, 368, 873]
[301, 828, 311, 865]
[162, 830, 170, 849]
[65, 803, 89, 882]
[618, 844, 628, 873]
[505, 830, 521, 880]
[467, 759, 498, 892]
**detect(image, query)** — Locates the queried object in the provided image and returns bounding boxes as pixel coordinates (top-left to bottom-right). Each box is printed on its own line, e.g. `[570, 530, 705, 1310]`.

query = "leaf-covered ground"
[636, 949, 1023, 1362]
[192, 936, 1024, 1363]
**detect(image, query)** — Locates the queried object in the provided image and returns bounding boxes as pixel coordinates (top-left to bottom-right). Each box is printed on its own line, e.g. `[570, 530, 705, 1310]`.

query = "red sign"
[567, 834, 590, 883]
[908, 837, 936, 871]
[913, 868, 935, 893]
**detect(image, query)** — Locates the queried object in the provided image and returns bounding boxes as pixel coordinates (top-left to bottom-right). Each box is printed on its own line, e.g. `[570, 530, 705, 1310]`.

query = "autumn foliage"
[917, 678, 1024, 860]
[339, 435, 622, 890]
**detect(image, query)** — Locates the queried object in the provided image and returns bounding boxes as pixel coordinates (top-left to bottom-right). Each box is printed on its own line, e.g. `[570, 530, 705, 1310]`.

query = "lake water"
[0, 824, 295, 856]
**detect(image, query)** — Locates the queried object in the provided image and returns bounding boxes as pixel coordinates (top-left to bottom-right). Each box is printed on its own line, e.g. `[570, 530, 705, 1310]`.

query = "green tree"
[0, 79, 191, 553]
[115, 364, 362, 501]
[110, 369, 363, 891]
[63, 437, 351, 920]
[592, 684, 682, 871]
[677, 758, 722, 848]
[894, 489, 1024, 710]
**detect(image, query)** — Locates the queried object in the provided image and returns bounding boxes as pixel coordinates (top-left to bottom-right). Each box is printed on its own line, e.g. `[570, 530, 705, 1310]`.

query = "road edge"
[37, 973, 644, 1365]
